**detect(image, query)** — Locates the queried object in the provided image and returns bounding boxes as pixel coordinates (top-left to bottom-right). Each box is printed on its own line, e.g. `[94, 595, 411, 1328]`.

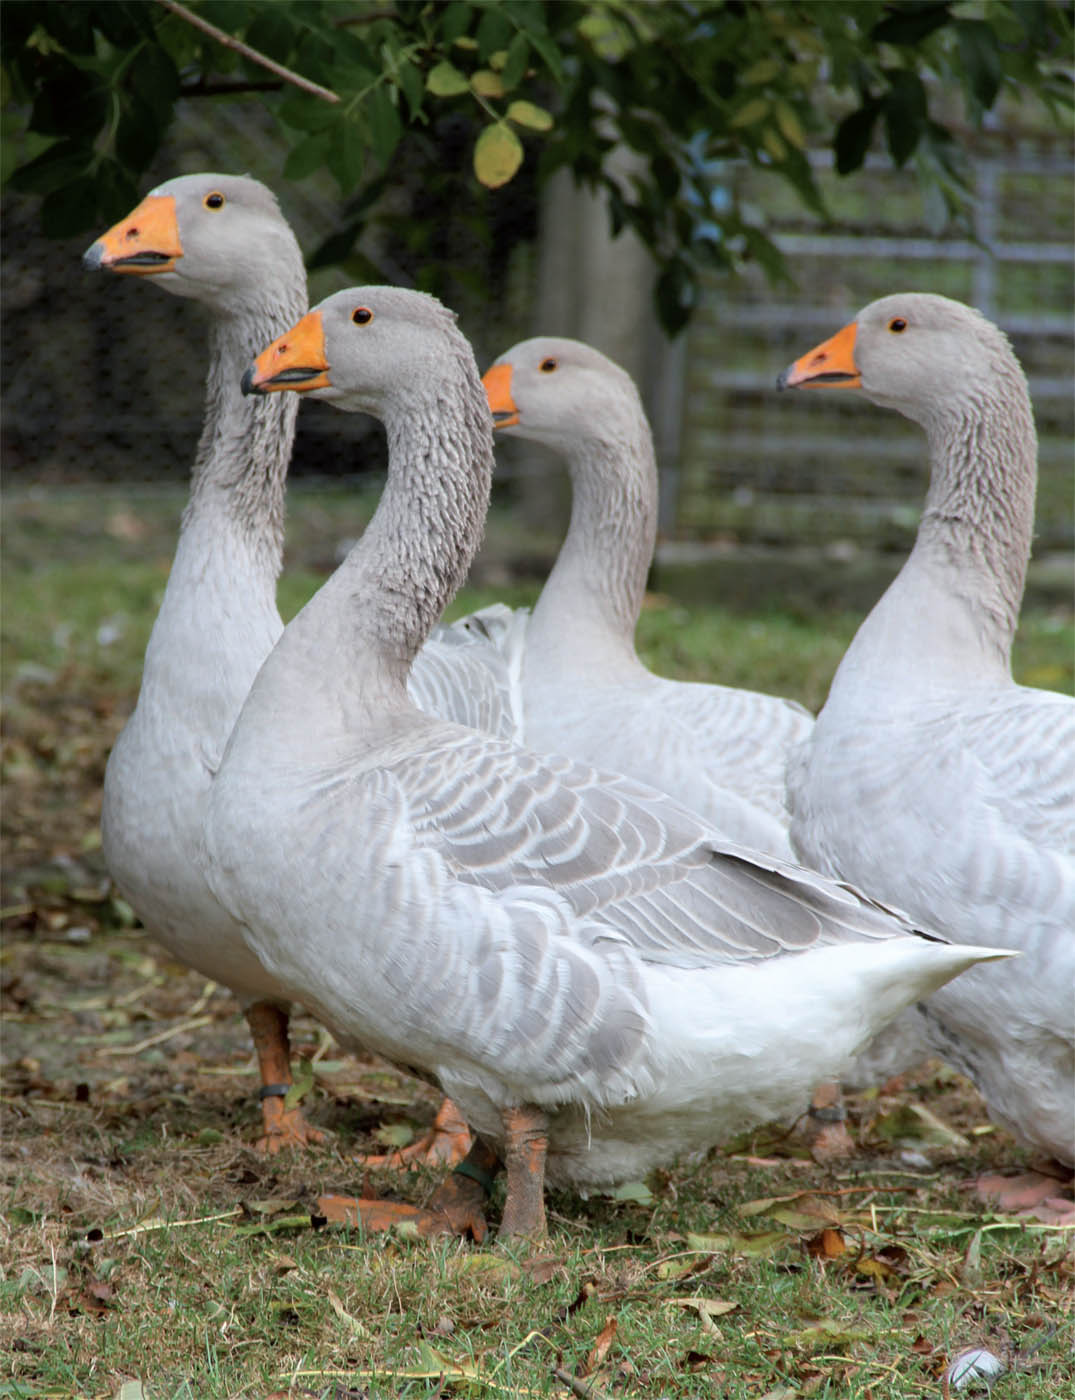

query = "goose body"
[86, 176, 497, 1151]
[204, 287, 1011, 1228]
[779, 293, 1075, 1166]
[474, 339, 812, 858]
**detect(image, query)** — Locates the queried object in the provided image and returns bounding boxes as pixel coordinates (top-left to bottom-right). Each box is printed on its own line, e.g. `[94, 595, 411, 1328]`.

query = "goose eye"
[888, 317, 907, 333]
[539, 357, 558, 373]
[352, 307, 374, 325]
[204, 191, 225, 210]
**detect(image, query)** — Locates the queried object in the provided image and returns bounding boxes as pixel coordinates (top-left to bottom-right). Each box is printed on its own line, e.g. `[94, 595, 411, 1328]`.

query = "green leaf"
[473, 121, 523, 187]
[41, 173, 99, 237]
[327, 118, 365, 193]
[655, 257, 698, 336]
[506, 100, 553, 132]
[774, 99, 806, 149]
[471, 69, 505, 98]
[731, 97, 770, 129]
[741, 58, 780, 86]
[284, 131, 330, 183]
[500, 32, 530, 90]
[955, 19, 1003, 111]
[526, 29, 564, 83]
[884, 69, 928, 166]
[366, 85, 402, 166]
[374, 1122, 415, 1149]
[243, 8, 296, 64]
[427, 61, 470, 98]
[475, 5, 512, 59]
[8, 138, 91, 195]
[277, 92, 339, 133]
[439, 1, 473, 45]
[611, 1180, 654, 1205]
[871, 2, 952, 47]
[115, 98, 160, 173]
[396, 58, 425, 120]
[129, 45, 179, 127]
[834, 99, 880, 173]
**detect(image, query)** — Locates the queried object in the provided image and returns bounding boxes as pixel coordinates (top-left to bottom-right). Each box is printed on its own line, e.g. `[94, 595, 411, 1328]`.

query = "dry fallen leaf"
[579, 1314, 618, 1376]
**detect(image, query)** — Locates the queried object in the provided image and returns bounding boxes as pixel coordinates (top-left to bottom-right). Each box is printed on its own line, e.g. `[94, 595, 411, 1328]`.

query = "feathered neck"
[831, 347, 1038, 700]
[278, 336, 494, 715]
[182, 296, 305, 577]
[528, 394, 657, 669]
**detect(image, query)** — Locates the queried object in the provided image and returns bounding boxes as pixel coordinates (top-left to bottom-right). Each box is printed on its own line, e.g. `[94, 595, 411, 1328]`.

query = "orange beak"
[241, 311, 331, 396]
[777, 321, 861, 390]
[83, 194, 183, 275]
[482, 362, 519, 427]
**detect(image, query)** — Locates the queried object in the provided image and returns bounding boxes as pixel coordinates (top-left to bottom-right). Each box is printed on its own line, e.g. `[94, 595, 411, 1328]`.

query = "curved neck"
[182, 301, 304, 577]
[833, 377, 1037, 702]
[273, 352, 494, 720]
[529, 406, 657, 671]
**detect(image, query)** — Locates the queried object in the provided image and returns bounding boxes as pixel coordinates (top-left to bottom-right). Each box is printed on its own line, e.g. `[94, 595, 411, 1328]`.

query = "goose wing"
[389, 727, 917, 971]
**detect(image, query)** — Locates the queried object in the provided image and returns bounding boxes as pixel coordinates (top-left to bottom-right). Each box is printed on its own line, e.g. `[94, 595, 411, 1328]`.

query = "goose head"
[777, 292, 1019, 430]
[83, 173, 303, 310]
[240, 286, 472, 417]
[482, 337, 643, 449]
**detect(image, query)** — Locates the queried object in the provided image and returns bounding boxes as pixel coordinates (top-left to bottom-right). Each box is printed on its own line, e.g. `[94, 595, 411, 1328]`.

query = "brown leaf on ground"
[578, 1314, 617, 1377]
[806, 1226, 847, 1259]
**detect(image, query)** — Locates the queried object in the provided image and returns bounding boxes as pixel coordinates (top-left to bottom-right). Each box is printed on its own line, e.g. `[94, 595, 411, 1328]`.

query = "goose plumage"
[472, 337, 812, 858]
[85, 174, 499, 1154]
[203, 286, 1011, 1236]
[779, 292, 1074, 1174]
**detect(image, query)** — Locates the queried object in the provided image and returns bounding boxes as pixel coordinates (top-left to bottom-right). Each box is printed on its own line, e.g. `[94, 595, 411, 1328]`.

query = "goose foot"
[802, 1081, 856, 1164]
[425, 1138, 501, 1243]
[974, 1165, 1075, 1225]
[357, 1097, 473, 1170]
[245, 1000, 325, 1153]
[316, 1184, 488, 1241]
[498, 1104, 549, 1240]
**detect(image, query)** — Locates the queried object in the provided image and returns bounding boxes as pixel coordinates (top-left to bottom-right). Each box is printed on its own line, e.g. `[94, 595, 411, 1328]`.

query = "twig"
[98, 1207, 243, 1240]
[157, 0, 340, 102]
[553, 1368, 612, 1400]
[97, 1013, 212, 1056]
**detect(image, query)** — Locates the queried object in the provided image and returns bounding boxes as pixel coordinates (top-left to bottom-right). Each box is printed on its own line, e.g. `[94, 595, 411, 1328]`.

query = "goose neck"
[913, 392, 1037, 651]
[282, 366, 494, 713]
[184, 302, 304, 576]
[529, 426, 657, 666]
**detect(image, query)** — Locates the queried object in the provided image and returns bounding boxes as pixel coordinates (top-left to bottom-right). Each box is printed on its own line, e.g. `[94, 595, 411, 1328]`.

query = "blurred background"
[3, 85, 1072, 616]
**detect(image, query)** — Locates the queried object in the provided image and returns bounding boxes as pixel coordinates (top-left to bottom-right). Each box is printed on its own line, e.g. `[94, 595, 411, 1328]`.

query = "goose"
[83, 175, 486, 1161]
[778, 293, 1074, 1216]
[475, 337, 812, 859]
[200, 284, 1012, 1239]
[479, 339, 929, 1155]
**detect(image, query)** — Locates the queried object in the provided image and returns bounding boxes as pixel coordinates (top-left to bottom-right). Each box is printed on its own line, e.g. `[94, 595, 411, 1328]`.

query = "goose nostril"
[125, 226, 140, 240]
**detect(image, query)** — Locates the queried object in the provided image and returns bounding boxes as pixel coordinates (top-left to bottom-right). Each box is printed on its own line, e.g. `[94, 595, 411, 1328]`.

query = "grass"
[1, 486, 1073, 1399]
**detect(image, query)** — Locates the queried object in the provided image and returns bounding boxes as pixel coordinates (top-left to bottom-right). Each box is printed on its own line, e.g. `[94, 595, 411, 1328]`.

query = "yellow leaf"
[731, 97, 770, 128]
[762, 128, 787, 162]
[775, 99, 806, 149]
[506, 100, 554, 132]
[473, 122, 524, 188]
[427, 61, 470, 97]
[471, 69, 505, 98]
[741, 58, 780, 86]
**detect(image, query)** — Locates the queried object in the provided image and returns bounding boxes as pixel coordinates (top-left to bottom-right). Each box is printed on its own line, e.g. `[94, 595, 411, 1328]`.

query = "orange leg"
[245, 1001, 325, 1153]
[356, 1097, 473, 1170]
[317, 1138, 500, 1243]
[498, 1104, 549, 1240]
[802, 1080, 856, 1164]
[975, 1164, 1075, 1225]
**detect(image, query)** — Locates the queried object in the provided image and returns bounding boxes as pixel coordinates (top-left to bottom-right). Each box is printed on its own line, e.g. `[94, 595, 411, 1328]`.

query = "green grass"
[2, 486, 1072, 1399]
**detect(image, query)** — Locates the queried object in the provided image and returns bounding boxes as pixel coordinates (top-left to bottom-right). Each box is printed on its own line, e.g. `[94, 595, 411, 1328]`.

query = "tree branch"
[180, 79, 285, 98]
[157, 0, 340, 103]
